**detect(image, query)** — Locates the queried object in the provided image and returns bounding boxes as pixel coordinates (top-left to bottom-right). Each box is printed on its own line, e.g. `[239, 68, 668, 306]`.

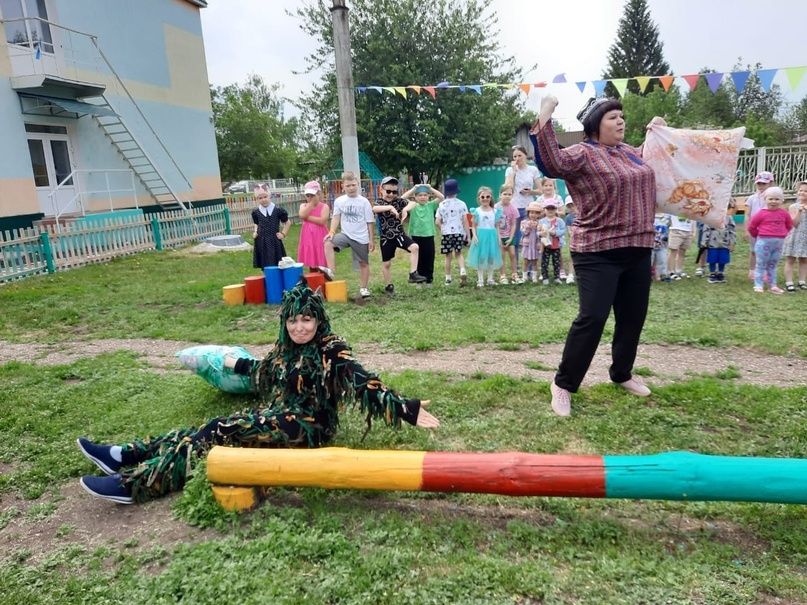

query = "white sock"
[110, 446, 122, 462]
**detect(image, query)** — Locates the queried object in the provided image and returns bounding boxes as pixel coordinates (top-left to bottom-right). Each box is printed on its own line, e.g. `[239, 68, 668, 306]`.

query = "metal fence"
[735, 145, 807, 195]
[0, 196, 304, 284]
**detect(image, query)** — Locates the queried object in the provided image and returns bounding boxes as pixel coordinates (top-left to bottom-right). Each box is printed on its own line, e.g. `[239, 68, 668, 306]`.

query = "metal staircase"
[88, 39, 191, 212]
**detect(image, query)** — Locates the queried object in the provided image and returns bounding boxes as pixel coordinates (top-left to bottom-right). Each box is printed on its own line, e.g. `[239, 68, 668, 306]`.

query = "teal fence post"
[223, 207, 232, 235]
[151, 216, 163, 251]
[39, 231, 56, 273]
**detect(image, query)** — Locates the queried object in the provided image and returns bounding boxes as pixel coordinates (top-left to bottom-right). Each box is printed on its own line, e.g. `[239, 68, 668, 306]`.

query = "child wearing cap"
[538, 199, 566, 284]
[436, 179, 470, 286]
[520, 201, 543, 282]
[297, 180, 330, 274]
[747, 186, 793, 293]
[402, 182, 444, 285]
[745, 171, 775, 279]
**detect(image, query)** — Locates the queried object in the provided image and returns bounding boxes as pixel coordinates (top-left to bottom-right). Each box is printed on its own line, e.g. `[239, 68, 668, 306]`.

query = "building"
[0, 0, 222, 231]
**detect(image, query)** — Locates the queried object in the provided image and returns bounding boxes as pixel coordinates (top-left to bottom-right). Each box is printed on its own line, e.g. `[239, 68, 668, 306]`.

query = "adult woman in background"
[504, 145, 541, 282]
[531, 95, 663, 416]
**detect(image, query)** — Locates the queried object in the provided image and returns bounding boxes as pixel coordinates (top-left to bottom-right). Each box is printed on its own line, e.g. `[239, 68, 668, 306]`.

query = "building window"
[0, 0, 53, 53]
[25, 123, 68, 134]
[27, 139, 49, 187]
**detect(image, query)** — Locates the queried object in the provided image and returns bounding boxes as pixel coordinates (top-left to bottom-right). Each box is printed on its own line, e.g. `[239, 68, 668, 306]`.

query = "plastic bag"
[642, 126, 747, 227]
[176, 345, 257, 393]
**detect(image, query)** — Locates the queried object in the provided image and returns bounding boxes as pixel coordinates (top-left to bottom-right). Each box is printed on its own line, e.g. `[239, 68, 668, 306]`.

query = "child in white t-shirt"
[436, 179, 470, 286]
[668, 215, 693, 279]
[324, 171, 376, 298]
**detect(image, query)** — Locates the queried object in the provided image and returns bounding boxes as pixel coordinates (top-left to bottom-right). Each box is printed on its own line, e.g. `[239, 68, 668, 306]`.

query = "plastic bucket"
[324, 280, 348, 303]
[243, 275, 266, 304]
[264, 266, 284, 304]
[222, 284, 245, 305]
[282, 263, 305, 291]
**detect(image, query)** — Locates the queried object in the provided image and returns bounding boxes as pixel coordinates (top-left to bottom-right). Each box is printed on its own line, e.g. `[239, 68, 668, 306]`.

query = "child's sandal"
[786, 283, 797, 292]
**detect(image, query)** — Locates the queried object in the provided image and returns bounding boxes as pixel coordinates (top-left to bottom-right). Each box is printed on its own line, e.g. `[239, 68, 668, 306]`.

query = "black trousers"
[412, 235, 435, 283]
[554, 247, 652, 392]
[541, 248, 561, 280]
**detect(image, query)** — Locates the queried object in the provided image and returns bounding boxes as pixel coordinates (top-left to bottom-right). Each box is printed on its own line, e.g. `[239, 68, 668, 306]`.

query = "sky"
[199, 0, 807, 130]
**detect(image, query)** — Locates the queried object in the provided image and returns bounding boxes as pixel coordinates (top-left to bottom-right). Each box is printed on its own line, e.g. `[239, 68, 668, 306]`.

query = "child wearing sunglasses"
[467, 186, 503, 286]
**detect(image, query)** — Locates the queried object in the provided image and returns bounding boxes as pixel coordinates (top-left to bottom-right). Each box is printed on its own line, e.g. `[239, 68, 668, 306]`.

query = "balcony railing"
[2, 16, 105, 93]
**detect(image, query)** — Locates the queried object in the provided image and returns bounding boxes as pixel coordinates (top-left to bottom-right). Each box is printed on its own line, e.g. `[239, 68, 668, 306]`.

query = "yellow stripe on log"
[207, 447, 426, 491]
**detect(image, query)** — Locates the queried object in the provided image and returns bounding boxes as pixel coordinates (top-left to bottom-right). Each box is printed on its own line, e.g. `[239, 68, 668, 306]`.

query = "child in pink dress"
[297, 180, 330, 271]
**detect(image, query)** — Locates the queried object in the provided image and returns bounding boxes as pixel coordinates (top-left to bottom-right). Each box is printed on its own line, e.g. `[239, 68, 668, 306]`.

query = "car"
[225, 180, 266, 194]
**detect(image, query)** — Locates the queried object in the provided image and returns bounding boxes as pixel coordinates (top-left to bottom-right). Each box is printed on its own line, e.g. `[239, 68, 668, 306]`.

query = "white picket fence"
[0, 196, 304, 283]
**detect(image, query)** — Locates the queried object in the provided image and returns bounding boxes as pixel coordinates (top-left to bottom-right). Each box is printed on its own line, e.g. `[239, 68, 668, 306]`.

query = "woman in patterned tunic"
[251, 184, 290, 268]
[77, 280, 440, 504]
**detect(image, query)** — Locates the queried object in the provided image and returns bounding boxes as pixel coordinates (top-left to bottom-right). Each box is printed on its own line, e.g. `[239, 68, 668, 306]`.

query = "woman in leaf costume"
[77, 280, 440, 504]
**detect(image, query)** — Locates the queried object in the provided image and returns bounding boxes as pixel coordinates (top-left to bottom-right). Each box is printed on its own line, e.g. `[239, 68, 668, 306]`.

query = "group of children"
[649, 171, 807, 293]
[298, 171, 579, 295]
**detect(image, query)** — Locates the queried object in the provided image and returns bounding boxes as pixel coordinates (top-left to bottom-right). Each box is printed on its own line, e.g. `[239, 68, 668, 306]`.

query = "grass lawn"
[0, 227, 805, 604]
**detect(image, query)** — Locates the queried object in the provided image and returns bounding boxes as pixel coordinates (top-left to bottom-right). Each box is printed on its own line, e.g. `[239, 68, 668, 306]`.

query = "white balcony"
[2, 17, 105, 97]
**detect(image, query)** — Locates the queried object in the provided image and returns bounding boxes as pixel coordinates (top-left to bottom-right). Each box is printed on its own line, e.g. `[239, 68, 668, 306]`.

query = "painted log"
[207, 447, 807, 510]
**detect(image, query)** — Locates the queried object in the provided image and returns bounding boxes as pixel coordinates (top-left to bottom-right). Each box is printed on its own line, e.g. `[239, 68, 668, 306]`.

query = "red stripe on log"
[421, 453, 606, 497]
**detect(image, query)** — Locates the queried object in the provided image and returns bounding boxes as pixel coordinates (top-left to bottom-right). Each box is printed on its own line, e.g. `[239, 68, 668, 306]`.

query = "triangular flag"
[785, 66, 807, 91]
[682, 74, 700, 91]
[552, 73, 567, 83]
[756, 68, 777, 92]
[658, 75, 675, 91]
[731, 71, 750, 94]
[533, 81, 547, 88]
[704, 72, 724, 93]
[575, 81, 587, 93]
[635, 76, 651, 93]
[436, 81, 450, 88]
[518, 83, 531, 95]
[382, 87, 396, 95]
[408, 85, 421, 95]
[481, 82, 498, 88]
[368, 86, 382, 94]
[459, 85, 466, 92]
[356, 86, 367, 93]
[468, 85, 482, 94]
[611, 78, 629, 97]
[592, 80, 607, 97]
[423, 86, 436, 99]
[393, 87, 407, 98]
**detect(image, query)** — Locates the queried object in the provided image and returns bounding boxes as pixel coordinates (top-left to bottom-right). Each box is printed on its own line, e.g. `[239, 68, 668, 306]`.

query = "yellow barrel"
[324, 280, 348, 303]
[222, 284, 246, 305]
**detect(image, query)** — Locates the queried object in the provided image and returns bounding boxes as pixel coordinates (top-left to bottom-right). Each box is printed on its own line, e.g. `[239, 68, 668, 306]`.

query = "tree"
[679, 68, 735, 129]
[211, 75, 300, 182]
[728, 61, 783, 123]
[293, 0, 525, 183]
[603, 0, 670, 96]
[620, 88, 681, 146]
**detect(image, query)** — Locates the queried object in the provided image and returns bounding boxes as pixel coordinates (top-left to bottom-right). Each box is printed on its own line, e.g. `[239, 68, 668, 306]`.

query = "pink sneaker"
[769, 286, 784, 294]
[550, 382, 571, 417]
[617, 376, 651, 397]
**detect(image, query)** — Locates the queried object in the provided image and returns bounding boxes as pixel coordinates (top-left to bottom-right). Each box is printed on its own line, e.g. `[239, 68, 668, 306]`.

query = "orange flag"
[518, 83, 531, 95]
[408, 85, 422, 95]
[658, 75, 675, 92]
[682, 74, 700, 91]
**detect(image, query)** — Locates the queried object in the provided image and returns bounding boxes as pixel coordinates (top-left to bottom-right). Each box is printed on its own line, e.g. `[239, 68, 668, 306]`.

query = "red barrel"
[304, 271, 326, 294]
[243, 275, 266, 304]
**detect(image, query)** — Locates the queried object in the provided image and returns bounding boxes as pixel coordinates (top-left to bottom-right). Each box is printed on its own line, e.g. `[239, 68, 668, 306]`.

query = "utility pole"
[330, 0, 360, 177]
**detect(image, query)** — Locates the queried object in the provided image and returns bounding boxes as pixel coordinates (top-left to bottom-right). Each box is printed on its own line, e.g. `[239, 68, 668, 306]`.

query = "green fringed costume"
[118, 281, 421, 503]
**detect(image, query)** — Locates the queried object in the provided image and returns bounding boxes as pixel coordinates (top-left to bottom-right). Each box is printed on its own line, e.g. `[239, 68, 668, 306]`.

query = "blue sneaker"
[76, 437, 121, 475]
[79, 474, 133, 504]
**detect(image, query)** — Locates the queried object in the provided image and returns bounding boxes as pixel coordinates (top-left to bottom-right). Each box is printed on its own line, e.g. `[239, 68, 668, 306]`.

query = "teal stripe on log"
[604, 451, 807, 504]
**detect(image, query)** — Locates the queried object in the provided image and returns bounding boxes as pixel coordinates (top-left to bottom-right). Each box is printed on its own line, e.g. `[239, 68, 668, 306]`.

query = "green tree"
[211, 75, 300, 182]
[679, 68, 735, 129]
[620, 88, 681, 146]
[729, 61, 783, 122]
[294, 0, 525, 182]
[603, 0, 670, 96]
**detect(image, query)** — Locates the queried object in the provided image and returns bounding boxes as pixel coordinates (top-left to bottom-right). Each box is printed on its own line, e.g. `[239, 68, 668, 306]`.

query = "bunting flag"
[705, 72, 724, 93]
[756, 68, 777, 92]
[731, 71, 750, 94]
[356, 64, 805, 100]
[635, 76, 652, 93]
[682, 74, 700, 91]
[658, 75, 675, 92]
[592, 80, 607, 97]
[785, 66, 807, 91]
[611, 78, 629, 97]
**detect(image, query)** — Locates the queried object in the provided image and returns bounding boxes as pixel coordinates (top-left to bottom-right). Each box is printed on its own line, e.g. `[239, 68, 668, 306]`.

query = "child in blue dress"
[467, 187, 503, 287]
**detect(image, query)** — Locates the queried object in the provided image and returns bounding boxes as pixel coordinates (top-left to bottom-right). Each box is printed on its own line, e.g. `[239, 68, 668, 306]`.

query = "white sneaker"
[617, 376, 651, 397]
[444, 276, 452, 286]
[566, 274, 575, 284]
[486, 278, 496, 286]
[550, 382, 571, 416]
[359, 287, 371, 299]
[542, 279, 550, 285]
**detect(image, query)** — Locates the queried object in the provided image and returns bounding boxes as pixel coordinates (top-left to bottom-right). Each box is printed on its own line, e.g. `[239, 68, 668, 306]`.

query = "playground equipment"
[206, 447, 807, 511]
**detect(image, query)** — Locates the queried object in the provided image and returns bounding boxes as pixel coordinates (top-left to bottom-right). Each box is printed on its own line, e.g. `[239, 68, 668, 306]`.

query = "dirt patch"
[1, 338, 805, 388]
